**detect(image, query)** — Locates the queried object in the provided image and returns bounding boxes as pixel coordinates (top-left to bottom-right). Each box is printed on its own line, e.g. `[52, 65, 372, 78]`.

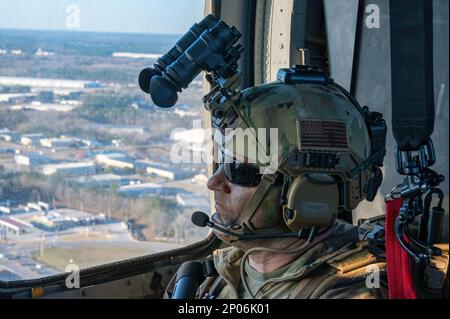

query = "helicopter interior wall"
[324, 0, 359, 91]
[214, 0, 449, 240]
[207, 0, 256, 89]
[338, 0, 449, 242]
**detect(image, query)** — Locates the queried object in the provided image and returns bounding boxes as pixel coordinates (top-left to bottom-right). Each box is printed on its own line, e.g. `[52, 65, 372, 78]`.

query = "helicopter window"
[0, 0, 209, 282]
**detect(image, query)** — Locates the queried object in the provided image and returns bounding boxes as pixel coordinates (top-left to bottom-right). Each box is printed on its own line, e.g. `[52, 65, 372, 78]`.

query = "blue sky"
[0, 0, 205, 34]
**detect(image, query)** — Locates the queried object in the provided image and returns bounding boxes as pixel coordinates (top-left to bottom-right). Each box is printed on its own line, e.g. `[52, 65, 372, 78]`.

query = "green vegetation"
[0, 110, 28, 130]
[34, 246, 151, 271]
[3, 172, 184, 241]
[37, 91, 54, 103]
[143, 197, 178, 238]
[76, 92, 142, 124]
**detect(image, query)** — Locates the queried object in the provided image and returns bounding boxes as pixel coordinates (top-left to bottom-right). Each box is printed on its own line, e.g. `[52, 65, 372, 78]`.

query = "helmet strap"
[232, 174, 279, 235]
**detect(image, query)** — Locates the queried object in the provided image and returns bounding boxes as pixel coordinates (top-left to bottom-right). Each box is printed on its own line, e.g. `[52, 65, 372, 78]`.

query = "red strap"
[385, 197, 418, 299]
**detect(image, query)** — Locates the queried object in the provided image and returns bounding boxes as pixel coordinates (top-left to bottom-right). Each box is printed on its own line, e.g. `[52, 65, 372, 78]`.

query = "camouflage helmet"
[205, 66, 386, 240]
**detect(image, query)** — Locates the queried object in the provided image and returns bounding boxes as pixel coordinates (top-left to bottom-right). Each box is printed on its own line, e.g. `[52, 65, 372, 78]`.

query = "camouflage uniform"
[196, 221, 389, 299]
[192, 70, 389, 299]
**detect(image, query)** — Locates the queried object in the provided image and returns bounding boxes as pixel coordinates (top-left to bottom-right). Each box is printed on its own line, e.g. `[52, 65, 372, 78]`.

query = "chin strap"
[232, 174, 280, 235]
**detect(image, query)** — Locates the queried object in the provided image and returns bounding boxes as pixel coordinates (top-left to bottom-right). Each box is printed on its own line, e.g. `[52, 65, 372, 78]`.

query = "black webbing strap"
[390, 0, 435, 151]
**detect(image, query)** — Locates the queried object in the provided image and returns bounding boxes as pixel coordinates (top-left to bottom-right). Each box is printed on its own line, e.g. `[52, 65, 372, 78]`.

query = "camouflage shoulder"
[317, 242, 387, 299]
[213, 246, 244, 264]
[318, 277, 389, 299]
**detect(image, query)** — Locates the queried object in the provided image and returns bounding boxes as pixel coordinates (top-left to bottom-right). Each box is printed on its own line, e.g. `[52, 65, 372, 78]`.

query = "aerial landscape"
[0, 29, 211, 281]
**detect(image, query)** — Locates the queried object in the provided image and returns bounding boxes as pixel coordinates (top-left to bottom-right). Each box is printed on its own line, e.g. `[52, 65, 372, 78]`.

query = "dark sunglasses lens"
[223, 162, 261, 187]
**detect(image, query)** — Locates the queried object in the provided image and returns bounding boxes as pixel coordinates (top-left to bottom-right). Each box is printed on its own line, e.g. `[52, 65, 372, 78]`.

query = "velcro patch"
[297, 119, 349, 150]
[327, 249, 378, 274]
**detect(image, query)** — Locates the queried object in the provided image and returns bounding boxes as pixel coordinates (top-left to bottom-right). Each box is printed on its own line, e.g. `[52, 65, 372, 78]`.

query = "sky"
[0, 0, 205, 34]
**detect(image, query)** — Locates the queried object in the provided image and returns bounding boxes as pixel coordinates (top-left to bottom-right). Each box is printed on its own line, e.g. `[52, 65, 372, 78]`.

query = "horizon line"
[0, 27, 183, 37]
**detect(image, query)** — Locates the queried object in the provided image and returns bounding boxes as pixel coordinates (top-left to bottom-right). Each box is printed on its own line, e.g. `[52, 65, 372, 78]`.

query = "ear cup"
[283, 175, 339, 232]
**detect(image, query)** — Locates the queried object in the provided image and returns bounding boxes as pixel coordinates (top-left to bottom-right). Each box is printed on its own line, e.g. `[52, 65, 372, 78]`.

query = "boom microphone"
[191, 211, 312, 241]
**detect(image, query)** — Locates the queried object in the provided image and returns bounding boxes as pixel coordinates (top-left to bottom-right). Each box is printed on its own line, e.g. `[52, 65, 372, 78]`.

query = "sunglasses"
[221, 162, 263, 187]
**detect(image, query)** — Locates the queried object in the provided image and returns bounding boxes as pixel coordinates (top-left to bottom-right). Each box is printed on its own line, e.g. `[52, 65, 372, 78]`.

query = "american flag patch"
[297, 120, 349, 150]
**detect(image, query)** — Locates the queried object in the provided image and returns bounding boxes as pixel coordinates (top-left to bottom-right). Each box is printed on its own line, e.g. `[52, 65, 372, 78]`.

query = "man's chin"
[211, 211, 237, 228]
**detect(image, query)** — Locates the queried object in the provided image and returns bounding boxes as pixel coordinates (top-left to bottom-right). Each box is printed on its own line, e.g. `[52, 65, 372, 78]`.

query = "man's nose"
[207, 165, 231, 194]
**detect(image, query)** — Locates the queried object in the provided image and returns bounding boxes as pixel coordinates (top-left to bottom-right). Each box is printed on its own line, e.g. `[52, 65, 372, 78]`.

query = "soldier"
[195, 67, 389, 299]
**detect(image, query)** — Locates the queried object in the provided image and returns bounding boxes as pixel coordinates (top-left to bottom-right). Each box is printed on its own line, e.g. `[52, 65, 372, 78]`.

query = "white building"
[11, 103, 77, 113]
[31, 209, 107, 231]
[192, 174, 209, 185]
[135, 160, 176, 180]
[0, 130, 21, 143]
[96, 153, 134, 170]
[171, 128, 205, 144]
[26, 202, 50, 212]
[135, 160, 196, 181]
[20, 134, 44, 146]
[112, 52, 161, 59]
[0, 76, 102, 90]
[72, 174, 123, 188]
[92, 124, 147, 135]
[15, 153, 51, 168]
[40, 137, 79, 149]
[0, 216, 33, 236]
[118, 182, 164, 198]
[35, 48, 54, 56]
[0, 205, 29, 215]
[176, 193, 210, 209]
[41, 162, 95, 177]
[0, 93, 37, 103]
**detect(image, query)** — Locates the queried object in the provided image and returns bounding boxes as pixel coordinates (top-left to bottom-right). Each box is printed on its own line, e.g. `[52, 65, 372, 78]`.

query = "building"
[135, 160, 200, 181]
[92, 124, 147, 136]
[72, 174, 124, 188]
[191, 174, 209, 185]
[117, 182, 180, 198]
[11, 103, 77, 113]
[40, 137, 80, 149]
[170, 128, 207, 155]
[0, 93, 37, 104]
[14, 152, 52, 168]
[171, 128, 205, 144]
[0, 76, 103, 90]
[112, 52, 161, 59]
[20, 134, 44, 146]
[31, 209, 107, 231]
[0, 147, 15, 154]
[26, 202, 50, 212]
[176, 193, 210, 210]
[35, 48, 54, 56]
[0, 205, 29, 215]
[135, 160, 177, 180]
[79, 138, 103, 148]
[96, 153, 135, 170]
[0, 130, 21, 143]
[0, 216, 33, 236]
[41, 162, 96, 177]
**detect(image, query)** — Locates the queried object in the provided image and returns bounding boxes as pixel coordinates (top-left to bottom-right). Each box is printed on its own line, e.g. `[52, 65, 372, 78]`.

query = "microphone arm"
[191, 211, 317, 241]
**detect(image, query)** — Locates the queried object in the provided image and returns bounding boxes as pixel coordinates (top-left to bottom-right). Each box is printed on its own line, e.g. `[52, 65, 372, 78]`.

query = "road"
[0, 222, 182, 282]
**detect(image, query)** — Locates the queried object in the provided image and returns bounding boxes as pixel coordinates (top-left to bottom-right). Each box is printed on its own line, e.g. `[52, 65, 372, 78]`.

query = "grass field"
[34, 246, 151, 271]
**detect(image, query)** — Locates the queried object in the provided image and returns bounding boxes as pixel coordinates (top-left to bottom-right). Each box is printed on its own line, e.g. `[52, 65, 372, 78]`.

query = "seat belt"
[388, 0, 446, 299]
[390, 0, 435, 149]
